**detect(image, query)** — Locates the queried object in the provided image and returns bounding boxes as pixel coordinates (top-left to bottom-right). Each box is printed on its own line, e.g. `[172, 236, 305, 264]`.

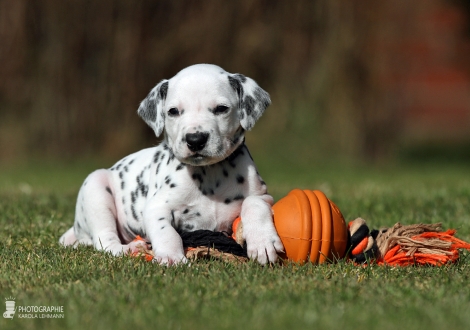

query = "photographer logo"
[3, 297, 64, 320]
[3, 297, 15, 319]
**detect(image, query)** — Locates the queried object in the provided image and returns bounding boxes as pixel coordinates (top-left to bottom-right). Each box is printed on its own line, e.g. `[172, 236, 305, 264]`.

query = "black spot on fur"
[222, 169, 228, 177]
[131, 191, 136, 204]
[233, 194, 244, 201]
[124, 166, 129, 172]
[228, 76, 242, 93]
[121, 181, 125, 190]
[192, 173, 203, 183]
[153, 151, 161, 163]
[167, 152, 175, 165]
[158, 217, 165, 221]
[234, 73, 247, 83]
[131, 205, 138, 220]
[140, 91, 157, 122]
[184, 224, 194, 231]
[183, 209, 189, 214]
[229, 144, 244, 159]
[232, 135, 240, 144]
[119, 171, 124, 179]
[243, 95, 255, 117]
[231, 129, 244, 145]
[156, 163, 161, 175]
[136, 174, 148, 197]
[159, 81, 168, 100]
[129, 159, 135, 165]
[227, 144, 245, 168]
[171, 210, 176, 227]
[254, 87, 271, 110]
[106, 186, 112, 195]
[215, 180, 220, 188]
[236, 175, 245, 184]
[195, 212, 201, 217]
[176, 163, 185, 171]
[122, 197, 125, 205]
[224, 198, 231, 204]
[170, 183, 176, 188]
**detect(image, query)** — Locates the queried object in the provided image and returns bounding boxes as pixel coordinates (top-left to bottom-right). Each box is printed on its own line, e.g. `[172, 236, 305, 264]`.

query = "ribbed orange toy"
[232, 189, 348, 264]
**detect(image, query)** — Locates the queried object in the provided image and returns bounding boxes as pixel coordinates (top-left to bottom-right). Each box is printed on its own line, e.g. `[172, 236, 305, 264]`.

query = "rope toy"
[131, 219, 470, 266]
[131, 189, 470, 266]
[132, 231, 248, 263]
[348, 218, 470, 266]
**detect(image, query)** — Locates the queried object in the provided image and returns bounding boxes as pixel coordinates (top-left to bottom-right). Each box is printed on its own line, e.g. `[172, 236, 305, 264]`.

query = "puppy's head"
[138, 64, 270, 166]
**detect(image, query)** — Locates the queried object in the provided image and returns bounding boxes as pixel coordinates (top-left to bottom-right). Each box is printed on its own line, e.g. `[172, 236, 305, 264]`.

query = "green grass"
[1, 158, 470, 330]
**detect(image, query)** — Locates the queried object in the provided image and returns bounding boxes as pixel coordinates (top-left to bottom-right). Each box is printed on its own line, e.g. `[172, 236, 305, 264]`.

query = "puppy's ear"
[137, 80, 169, 137]
[228, 74, 271, 131]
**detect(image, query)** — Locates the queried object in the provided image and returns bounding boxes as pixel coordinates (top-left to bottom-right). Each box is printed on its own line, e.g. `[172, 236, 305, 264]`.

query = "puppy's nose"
[186, 132, 209, 152]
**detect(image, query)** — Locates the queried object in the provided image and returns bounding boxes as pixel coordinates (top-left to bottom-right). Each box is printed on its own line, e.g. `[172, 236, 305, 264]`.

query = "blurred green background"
[1, 0, 470, 168]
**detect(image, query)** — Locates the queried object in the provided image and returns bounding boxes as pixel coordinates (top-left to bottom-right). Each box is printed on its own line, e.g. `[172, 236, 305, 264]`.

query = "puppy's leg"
[241, 194, 284, 264]
[143, 199, 187, 265]
[67, 169, 146, 255]
[59, 227, 78, 246]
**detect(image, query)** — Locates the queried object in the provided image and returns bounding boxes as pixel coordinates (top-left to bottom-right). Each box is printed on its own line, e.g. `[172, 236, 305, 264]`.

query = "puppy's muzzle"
[186, 132, 209, 152]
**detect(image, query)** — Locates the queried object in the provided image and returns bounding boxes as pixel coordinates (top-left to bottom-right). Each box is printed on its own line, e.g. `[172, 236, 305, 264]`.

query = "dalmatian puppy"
[59, 64, 283, 265]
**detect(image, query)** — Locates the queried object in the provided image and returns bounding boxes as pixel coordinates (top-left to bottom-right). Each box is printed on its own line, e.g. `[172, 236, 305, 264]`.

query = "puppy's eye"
[214, 105, 229, 115]
[167, 107, 180, 117]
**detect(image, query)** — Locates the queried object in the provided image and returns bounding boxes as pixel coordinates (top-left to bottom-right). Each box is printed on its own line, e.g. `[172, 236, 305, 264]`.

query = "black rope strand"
[178, 230, 248, 258]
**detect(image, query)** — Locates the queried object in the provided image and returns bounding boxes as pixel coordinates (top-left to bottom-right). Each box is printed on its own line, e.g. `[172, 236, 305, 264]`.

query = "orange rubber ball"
[232, 189, 348, 264]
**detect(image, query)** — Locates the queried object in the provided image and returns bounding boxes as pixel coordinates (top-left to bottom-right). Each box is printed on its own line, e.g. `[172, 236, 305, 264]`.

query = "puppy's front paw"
[126, 239, 151, 255]
[152, 250, 188, 266]
[246, 231, 284, 265]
